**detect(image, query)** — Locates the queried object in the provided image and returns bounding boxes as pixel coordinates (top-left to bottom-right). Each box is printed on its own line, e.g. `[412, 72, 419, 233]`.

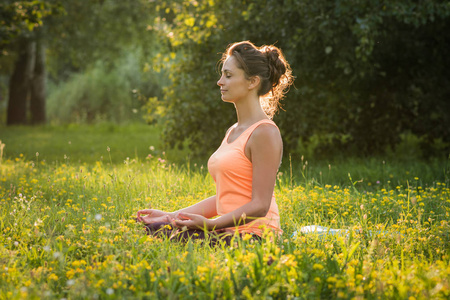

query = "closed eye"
[221, 69, 232, 78]
[219, 73, 231, 80]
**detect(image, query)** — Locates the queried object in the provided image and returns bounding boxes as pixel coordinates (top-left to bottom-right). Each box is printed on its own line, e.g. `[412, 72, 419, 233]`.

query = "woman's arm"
[172, 195, 217, 218]
[175, 124, 282, 230]
[137, 195, 217, 224]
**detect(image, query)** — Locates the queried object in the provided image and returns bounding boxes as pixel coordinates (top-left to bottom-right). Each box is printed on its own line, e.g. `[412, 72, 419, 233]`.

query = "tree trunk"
[7, 38, 35, 125]
[30, 39, 46, 124]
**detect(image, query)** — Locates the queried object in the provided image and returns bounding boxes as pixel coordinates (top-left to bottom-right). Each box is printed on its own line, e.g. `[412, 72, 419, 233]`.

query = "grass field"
[1, 124, 449, 299]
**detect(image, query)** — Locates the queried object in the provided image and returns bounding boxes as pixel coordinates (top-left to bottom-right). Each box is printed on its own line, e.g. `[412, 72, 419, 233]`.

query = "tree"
[152, 0, 450, 158]
[2, 0, 60, 125]
[6, 37, 33, 125]
[2, 0, 159, 125]
[0, 1, 54, 50]
[30, 31, 46, 124]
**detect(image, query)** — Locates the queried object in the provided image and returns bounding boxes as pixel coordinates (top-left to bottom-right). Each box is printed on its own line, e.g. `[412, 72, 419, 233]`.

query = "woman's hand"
[174, 212, 214, 231]
[136, 209, 173, 225]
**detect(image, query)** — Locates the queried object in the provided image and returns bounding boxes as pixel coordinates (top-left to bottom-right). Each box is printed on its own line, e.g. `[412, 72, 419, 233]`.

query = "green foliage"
[45, 0, 158, 78]
[46, 49, 161, 124]
[152, 0, 450, 158]
[0, 0, 59, 50]
[1, 0, 163, 128]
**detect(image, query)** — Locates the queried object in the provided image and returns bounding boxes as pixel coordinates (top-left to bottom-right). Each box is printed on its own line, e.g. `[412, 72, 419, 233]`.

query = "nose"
[217, 75, 223, 86]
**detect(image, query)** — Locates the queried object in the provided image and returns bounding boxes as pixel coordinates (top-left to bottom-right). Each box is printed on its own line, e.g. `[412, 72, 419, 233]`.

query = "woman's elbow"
[252, 202, 270, 218]
[256, 209, 269, 218]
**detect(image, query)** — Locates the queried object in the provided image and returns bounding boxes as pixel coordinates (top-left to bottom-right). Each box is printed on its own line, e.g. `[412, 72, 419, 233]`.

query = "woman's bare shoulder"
[249, 123, 282, 148]
[253, 123, 281, 138]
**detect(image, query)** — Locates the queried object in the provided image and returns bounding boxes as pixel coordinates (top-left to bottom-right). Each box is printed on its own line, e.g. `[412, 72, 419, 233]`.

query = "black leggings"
[143, 222, 261, 247]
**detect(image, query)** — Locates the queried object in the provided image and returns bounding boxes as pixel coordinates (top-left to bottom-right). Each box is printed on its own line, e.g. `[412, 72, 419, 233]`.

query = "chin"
[221, 95, 236, 103]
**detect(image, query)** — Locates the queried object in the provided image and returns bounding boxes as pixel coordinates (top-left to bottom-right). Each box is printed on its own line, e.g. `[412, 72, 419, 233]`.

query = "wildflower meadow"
[1, 125, 449, 299]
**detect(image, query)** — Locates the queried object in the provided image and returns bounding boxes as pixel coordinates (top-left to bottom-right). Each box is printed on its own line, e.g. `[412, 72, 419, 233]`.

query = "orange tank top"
[207, 119, 282, 236]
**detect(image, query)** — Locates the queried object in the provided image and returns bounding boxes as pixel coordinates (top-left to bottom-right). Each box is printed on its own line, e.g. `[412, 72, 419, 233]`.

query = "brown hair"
[221, 41, 294, 118]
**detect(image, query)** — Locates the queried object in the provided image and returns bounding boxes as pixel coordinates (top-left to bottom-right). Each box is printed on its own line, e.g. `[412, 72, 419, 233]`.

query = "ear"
[248, 76, 261, 91]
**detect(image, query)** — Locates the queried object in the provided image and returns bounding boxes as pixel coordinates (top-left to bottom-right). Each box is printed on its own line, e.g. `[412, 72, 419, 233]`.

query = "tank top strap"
[235, 119, 278, 149]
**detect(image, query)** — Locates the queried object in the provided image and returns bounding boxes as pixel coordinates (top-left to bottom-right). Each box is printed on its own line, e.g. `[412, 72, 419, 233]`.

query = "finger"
[174, 219, 184, 226]
[174, 220, 191, 228]
[176, 219, 205, 230]
[177, 215, 189, 221]
[169, 216, 178, 227]
[178, 212, 194, 220]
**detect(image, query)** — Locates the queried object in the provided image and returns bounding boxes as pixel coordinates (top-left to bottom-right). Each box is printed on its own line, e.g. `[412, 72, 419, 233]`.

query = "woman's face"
[217, 56, 251, 103]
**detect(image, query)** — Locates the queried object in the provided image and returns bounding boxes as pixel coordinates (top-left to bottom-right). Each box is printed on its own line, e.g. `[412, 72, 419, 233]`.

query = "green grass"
[282, 154, 449, 192]
[0, 123, 168, 164]
[1, 124, 449, 299]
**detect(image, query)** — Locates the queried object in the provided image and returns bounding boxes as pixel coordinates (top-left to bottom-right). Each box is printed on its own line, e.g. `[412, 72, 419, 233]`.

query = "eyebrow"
[222, 69, 232, 73]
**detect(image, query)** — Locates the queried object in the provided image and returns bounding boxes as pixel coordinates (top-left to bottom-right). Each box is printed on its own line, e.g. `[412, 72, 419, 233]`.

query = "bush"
[152, 0, 450, 159]
[47, 48, 161, 124]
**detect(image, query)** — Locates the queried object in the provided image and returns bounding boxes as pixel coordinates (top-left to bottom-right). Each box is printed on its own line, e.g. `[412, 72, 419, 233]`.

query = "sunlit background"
[1, 0, 449, 161]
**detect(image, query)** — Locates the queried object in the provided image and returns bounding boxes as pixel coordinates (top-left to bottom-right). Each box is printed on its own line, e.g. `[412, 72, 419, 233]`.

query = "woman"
[137, 41, 293, 245]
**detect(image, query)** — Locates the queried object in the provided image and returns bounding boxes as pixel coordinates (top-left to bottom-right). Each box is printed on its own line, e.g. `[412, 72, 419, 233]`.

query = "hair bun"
[265, 47, 286, 88]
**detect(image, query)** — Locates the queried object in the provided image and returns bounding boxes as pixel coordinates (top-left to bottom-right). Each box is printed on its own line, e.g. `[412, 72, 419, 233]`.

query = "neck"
[234, 94, 268, 126]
